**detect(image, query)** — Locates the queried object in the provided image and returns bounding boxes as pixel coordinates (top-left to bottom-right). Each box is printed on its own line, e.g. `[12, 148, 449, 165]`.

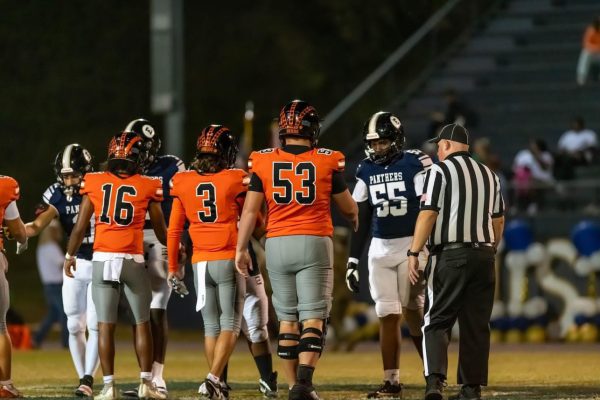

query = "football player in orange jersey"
[64, 132, 168, 400]
[167, 125, 249, 400]
[0, 175, 28, 398]
[236, 100, 358, 400]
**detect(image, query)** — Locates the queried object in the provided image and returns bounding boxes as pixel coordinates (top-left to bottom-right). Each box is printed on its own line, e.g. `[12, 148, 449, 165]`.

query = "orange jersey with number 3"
[249, 147, 345, 238]
[0, 176, 20, 249]
[81, 172, 163, 254]
[168, 169, 248, 269]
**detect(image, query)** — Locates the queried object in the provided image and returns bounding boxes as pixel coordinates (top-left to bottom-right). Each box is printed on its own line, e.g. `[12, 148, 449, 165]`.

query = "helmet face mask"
[278, 100, 321, 146]
[53, 144, 93, 199]
[363, 112, 405, 164]
[192, 125, 238, 173]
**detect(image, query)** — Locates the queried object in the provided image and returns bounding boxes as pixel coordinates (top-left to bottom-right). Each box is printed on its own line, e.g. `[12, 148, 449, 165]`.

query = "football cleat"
[258, 371, 278, 398]
[220, 381, 231, 400]
[94, 383, 116, 400]
[289, 383, 320, 400]
[137, 379, 166, 400]
[0, 384, 22, 398]
[75, 375, 94, 397]
[199, 378, 223, 400]
[367, 381, 402, 398]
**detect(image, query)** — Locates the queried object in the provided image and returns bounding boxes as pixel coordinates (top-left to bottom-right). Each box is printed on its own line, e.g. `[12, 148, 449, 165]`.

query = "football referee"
[407, 123, 505, 400]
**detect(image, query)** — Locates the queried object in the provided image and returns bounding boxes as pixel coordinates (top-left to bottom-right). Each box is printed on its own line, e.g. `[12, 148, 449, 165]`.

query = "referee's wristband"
[407, 250, 420, 258]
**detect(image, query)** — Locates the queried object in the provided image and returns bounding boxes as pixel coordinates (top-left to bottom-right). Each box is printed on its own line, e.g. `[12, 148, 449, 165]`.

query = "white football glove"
[346, 258, 360, 293]
[16, 237, 28, 255]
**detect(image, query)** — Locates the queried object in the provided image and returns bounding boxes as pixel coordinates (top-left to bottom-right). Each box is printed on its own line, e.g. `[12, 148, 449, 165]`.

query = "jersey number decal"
[99, 184, 136, 226]
[196, 183, 217, 223]
[370, 181, 407, 217]
[273, 162, 316, 205]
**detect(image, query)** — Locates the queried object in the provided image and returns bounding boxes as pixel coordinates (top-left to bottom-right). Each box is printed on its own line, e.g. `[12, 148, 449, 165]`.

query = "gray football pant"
[265, 235, 333, 322]
[0, 253, 9, 333]
[193, 260, 245, 337]
[92, 259, 151, 324]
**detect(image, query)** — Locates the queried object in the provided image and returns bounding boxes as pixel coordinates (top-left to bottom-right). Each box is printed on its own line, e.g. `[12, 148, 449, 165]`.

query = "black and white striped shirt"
[420, 151, 504, 245]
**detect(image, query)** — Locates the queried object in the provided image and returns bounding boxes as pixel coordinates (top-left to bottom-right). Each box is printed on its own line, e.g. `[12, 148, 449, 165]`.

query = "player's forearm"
[5, 218, 27, 244]
[409, 210, 438, 253]
[149, 202, 168, 246]
[66, 224, 86, 256]
[167, 230, 182, 273]
[332, 190, 358, 221]
[237, 209, 258, 252]
[348, 201, 371, 260]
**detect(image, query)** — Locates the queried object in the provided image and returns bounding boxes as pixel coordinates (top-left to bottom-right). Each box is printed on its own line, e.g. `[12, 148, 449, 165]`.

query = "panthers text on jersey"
[167, 169, 248, 270]
[81, 172, 163, 254]
[144, 154, 185, 227]
[352, 150, 432, 239]
[0, 175, 20, 250]
[43, 183, 95, 260]
[248, 147, 345, 238]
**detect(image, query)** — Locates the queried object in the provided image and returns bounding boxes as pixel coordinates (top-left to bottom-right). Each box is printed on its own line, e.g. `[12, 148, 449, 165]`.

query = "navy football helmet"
[363, 111, 405, 164]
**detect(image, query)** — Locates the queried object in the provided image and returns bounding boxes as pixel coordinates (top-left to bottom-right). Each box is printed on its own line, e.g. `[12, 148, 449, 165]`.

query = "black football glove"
[346, 259, 360, 293]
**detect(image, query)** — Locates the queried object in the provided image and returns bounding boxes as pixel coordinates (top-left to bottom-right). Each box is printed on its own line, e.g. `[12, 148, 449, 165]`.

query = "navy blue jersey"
[352, 150, 432, 239]
[42, 183, 94, 260]
[145, 154, 185, 227]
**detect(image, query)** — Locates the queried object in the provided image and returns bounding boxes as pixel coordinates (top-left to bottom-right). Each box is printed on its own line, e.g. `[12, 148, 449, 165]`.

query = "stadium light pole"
[150, 0, 185, 157]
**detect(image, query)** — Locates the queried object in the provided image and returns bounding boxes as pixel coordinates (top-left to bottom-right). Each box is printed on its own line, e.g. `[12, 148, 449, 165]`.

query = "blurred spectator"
[512, 139, 554, 214]
[428, 88, 479, 138]
[557, 116, 598, 170]
[472, 137, 510, 209]
[576, 17, 600, 86]
[33, 219, 68, 348]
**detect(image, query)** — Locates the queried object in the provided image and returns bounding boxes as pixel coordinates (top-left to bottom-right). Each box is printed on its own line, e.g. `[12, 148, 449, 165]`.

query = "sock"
[411, 335, 424, 359]
[103, 375, 114, 385]
[141, 371, 152, 381]
[152, 362, 164, 380]
[84, 327, 99, 376]
[384, 369, 400, 385]
[254, 354, 273, 381]
[296, 364, 315, 386]
[69, 330, 86, 379]
[0, 380, 13, 386]
[221, 363, 228, 384]
[207, 373, 220, 385]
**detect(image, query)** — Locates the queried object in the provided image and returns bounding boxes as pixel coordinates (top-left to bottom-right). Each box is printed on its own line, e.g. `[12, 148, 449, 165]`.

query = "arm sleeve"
[167, 197, 186, 273]
[248, 173, 264, 193]
[351, 177, 369, 202]
[492, 173, 505, 218]
[331, 171, 347, 194]
[413, 170, 428, 197]
[420, 166, 445, 211]
[4, 201, 20, 220]
[348, 200, 372, 260]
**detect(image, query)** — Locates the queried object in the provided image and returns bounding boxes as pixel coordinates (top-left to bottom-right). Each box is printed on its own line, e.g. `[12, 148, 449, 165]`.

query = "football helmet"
[53, 144, 93, 198]
[107, 132, 146, 176]
[124, 118, 160, 168]
[363, 111, 405, 164]
[192, 124, 238, 173]
[278, 100, 321, 146]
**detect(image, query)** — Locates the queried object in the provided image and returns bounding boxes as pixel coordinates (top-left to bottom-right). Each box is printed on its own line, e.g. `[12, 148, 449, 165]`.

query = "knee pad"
[277, 332, 299, 360]
[67, 315, 86, 335]
[298, 327, 324, 356]
[248, 325, 269, 343]
[375, 300, 402, 318]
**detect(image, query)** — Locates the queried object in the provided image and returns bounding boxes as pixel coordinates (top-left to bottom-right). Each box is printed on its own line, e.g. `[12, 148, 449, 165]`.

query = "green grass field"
[10, 340, 600, 399]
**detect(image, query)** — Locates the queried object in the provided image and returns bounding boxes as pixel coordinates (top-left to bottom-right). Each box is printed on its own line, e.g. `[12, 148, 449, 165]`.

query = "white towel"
[195, 261, 207, 311]
[102, 257, 124, 282]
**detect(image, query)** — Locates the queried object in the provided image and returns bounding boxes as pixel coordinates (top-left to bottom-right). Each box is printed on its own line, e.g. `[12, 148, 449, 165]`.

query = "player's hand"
[235, 249, 251, 277]
[345, 259, 360, 293]
[350, 214, 359, 232]
[64, 257, 77, 278]
[408, 255, 420, 285]
[16, 238, 28, 254]
[168, 272, 189, 298]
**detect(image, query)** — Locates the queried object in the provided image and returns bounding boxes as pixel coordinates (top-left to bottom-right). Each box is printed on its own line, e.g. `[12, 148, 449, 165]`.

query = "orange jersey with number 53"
[168, 168, 248, 268]
[0, 176, 20, 249]
[81, 172, 163, 254]
[248, 147, 345, 238]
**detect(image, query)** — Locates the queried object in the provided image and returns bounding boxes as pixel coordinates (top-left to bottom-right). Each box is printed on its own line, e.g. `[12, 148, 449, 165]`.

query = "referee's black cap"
[428, 123, 469, 145]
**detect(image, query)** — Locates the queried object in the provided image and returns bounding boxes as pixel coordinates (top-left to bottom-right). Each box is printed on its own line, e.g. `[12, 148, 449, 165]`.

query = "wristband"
[65, 253, 76, 260]
[407, 250, 420, 258]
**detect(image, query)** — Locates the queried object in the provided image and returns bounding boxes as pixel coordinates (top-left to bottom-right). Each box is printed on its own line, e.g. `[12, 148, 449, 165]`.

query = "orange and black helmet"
[107, 131, 145, 176]
[278, 100, 321, 145]
[194, 124, 238, 171]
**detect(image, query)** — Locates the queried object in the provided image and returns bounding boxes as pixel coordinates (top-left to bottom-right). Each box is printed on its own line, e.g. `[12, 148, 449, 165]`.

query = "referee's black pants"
[422, 247, 495, 385]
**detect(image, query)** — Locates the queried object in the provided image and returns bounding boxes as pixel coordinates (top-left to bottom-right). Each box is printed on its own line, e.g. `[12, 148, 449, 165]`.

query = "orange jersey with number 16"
[168, 168, 248, 271]
[0, 176, 20, 249]
[80, 172, 163, 255]
[248, 147, 345, 238]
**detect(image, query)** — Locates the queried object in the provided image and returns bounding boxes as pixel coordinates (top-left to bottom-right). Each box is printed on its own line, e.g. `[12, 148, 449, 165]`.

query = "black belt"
[430, 242, 494, 253]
